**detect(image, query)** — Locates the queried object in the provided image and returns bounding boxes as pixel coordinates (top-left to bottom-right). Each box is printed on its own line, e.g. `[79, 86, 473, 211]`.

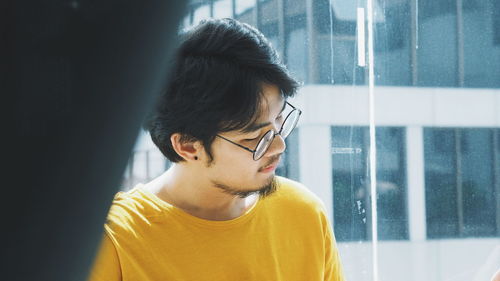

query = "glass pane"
[213, 0, 233, 19]
[314, 0, 364, 85]
[235, 0, 255, 16]
[285, 5, 308, 81]
[332, 126, 368, 241]
[258, 0, 280, 55]
[462, 0, 500, 87]
[495, 0, 500, 45]
[285, 14, 307, 83]
[417, 0, 458, 87]
[332, 127, 408, 241]
[193, 3, 211, 26]
[315, 0, 356, 35]
[317, 39, 363, 85]
[373, 2, 412, 86]
[375, 0, 500, 279]
[424, 128, 459, 238]
[460, 129, 496, 236]
[235, 0, 256, 25]
[376, 127, 408, 240]
[276, 128, 300, 181]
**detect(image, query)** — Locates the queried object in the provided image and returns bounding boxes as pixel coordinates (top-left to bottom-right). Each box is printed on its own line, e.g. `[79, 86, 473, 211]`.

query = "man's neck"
[144, 165, 258, 221]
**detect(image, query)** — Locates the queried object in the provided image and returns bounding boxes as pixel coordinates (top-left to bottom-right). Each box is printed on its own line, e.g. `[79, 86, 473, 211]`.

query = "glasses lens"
[254, 130, 275, 160]
[280, 110, 300, 139]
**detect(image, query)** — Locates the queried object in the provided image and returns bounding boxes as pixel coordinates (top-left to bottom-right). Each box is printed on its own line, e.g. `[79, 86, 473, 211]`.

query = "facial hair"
[211, 175, 279, 199]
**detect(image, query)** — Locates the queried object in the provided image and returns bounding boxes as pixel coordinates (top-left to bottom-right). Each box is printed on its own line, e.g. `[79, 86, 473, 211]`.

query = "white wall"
[338, 239, 500, 281]
[291, 85, 500, 127]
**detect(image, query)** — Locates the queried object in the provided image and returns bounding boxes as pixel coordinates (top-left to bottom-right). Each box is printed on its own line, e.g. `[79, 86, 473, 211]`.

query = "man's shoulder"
[104, 185, 163, 235]
[272, 176, 327, 213]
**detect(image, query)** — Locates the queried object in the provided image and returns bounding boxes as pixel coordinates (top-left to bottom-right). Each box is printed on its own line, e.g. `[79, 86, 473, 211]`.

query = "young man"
[88, 18, 345, 281]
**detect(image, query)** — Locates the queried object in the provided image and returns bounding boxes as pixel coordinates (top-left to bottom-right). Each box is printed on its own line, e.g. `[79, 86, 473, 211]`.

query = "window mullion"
[495, 129, 500, 236]
[455, 128, 464, 237]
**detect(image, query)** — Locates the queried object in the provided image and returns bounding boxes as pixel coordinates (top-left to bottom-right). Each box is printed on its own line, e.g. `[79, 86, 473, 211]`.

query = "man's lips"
[259, 159, 280, 172]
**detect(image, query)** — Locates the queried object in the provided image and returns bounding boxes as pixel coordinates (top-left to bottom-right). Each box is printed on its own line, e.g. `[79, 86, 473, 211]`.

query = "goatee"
[212, 176, 278, 198]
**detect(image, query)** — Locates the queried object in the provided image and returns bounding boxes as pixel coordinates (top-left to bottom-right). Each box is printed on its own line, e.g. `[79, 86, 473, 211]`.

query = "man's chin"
[256, 176, 278, 198]
[212, 175, 278, 198]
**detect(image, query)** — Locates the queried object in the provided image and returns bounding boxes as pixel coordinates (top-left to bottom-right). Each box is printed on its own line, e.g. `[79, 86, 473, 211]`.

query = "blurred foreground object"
[1, 1, 186, 280]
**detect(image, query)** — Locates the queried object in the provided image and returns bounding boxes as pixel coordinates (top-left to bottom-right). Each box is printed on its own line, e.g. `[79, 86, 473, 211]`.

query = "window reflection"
[373, 2, 411, 86]
[424, 128, 498, 238]
[235, 0, 255, 16]
[315, 0, 356, 35]
[495, 0, 500, 45]
[417, 0, 459, 87]
[235, 0, 256, 25]
[276, 129, 300, 181]
[285, 12, 307, 83]
[332, 126, 408, 241]
[314, 0, 364, 85]
[462, 0, 500, 87]
[213, 0, 233, 19]
[332, 126, 368, 241]
[258, 0, 280, 53]
[192, 3, 211, 26]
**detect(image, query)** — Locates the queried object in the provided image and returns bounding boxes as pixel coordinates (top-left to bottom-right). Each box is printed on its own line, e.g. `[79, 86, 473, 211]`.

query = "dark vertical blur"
[1, 1, 186, 280]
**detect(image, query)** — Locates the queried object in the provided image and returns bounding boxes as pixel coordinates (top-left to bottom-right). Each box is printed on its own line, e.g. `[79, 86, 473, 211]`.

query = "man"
[88, 18, 345, 281]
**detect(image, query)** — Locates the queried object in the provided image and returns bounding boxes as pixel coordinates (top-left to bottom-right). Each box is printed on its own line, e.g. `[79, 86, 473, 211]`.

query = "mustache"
[260, 154, 282, 170]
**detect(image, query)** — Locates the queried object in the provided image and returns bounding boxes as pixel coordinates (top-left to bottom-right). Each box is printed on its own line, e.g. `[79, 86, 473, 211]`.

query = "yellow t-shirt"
[88, 176, 345, 281]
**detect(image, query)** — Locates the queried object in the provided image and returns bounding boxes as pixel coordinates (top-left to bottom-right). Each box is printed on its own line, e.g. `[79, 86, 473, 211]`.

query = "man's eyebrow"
[241, 100, 287, 133]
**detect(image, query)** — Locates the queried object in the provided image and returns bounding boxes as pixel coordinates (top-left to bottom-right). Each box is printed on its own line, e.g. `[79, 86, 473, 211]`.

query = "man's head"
[145, 18, 299, 197]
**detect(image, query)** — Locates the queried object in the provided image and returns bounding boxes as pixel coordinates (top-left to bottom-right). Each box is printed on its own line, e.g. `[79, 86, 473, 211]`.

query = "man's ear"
[170, 133, 202, 161]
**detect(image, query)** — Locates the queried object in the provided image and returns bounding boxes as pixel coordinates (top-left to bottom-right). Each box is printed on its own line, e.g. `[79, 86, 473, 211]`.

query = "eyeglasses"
[216, 101, 302, 161]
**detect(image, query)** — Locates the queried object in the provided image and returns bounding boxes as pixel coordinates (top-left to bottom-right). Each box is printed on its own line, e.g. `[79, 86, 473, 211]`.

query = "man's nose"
[265, 133, 286, 157]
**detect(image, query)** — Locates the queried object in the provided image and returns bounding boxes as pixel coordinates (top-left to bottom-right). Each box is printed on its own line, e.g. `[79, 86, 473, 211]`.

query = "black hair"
[144, 18, 299, 163]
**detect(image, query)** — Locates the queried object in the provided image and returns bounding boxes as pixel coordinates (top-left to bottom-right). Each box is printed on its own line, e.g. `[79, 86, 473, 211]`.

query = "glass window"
[213, 0, 233, 19]
[424, 128, 498, 238]
[314, 0, 365, 85]
[258, 0, 278, 26]
[192, 3, 211, 26]
[317, 38, 364, 85]
[495, 0, 500, 45]
[417, 0, 458, 87]
[260, 22, 280, 53]
[276, 129, 300, 181]
[314, 0, 356, 35]
[258, 0, 280, 53]
[332, 126, 367, 241]
[235, 0, 256, 25]
[285, 13, 308, 83]
[461, 129, 496, 236]
[376, 128, 408, 240]
[332, 126, 408, 241]
[235, 0, 255, 16]
[424, 128, 458, 238]
[181, 14, 191, 29]
[462, 0, 500, 87]
[373, 1, 412, 86]
[284, 0, 305, 18]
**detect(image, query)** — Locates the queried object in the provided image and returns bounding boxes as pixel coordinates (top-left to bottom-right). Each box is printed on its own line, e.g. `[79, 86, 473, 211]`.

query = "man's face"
[201, 83, 287, 198]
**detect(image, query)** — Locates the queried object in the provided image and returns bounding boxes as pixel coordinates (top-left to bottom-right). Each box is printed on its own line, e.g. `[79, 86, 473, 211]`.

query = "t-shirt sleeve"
[324, 215, 345, 281]
[87, 232, 122, 281]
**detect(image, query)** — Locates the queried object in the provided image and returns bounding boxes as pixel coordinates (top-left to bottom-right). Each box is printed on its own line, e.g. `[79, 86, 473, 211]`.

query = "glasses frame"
[216, 101, 302, 161]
